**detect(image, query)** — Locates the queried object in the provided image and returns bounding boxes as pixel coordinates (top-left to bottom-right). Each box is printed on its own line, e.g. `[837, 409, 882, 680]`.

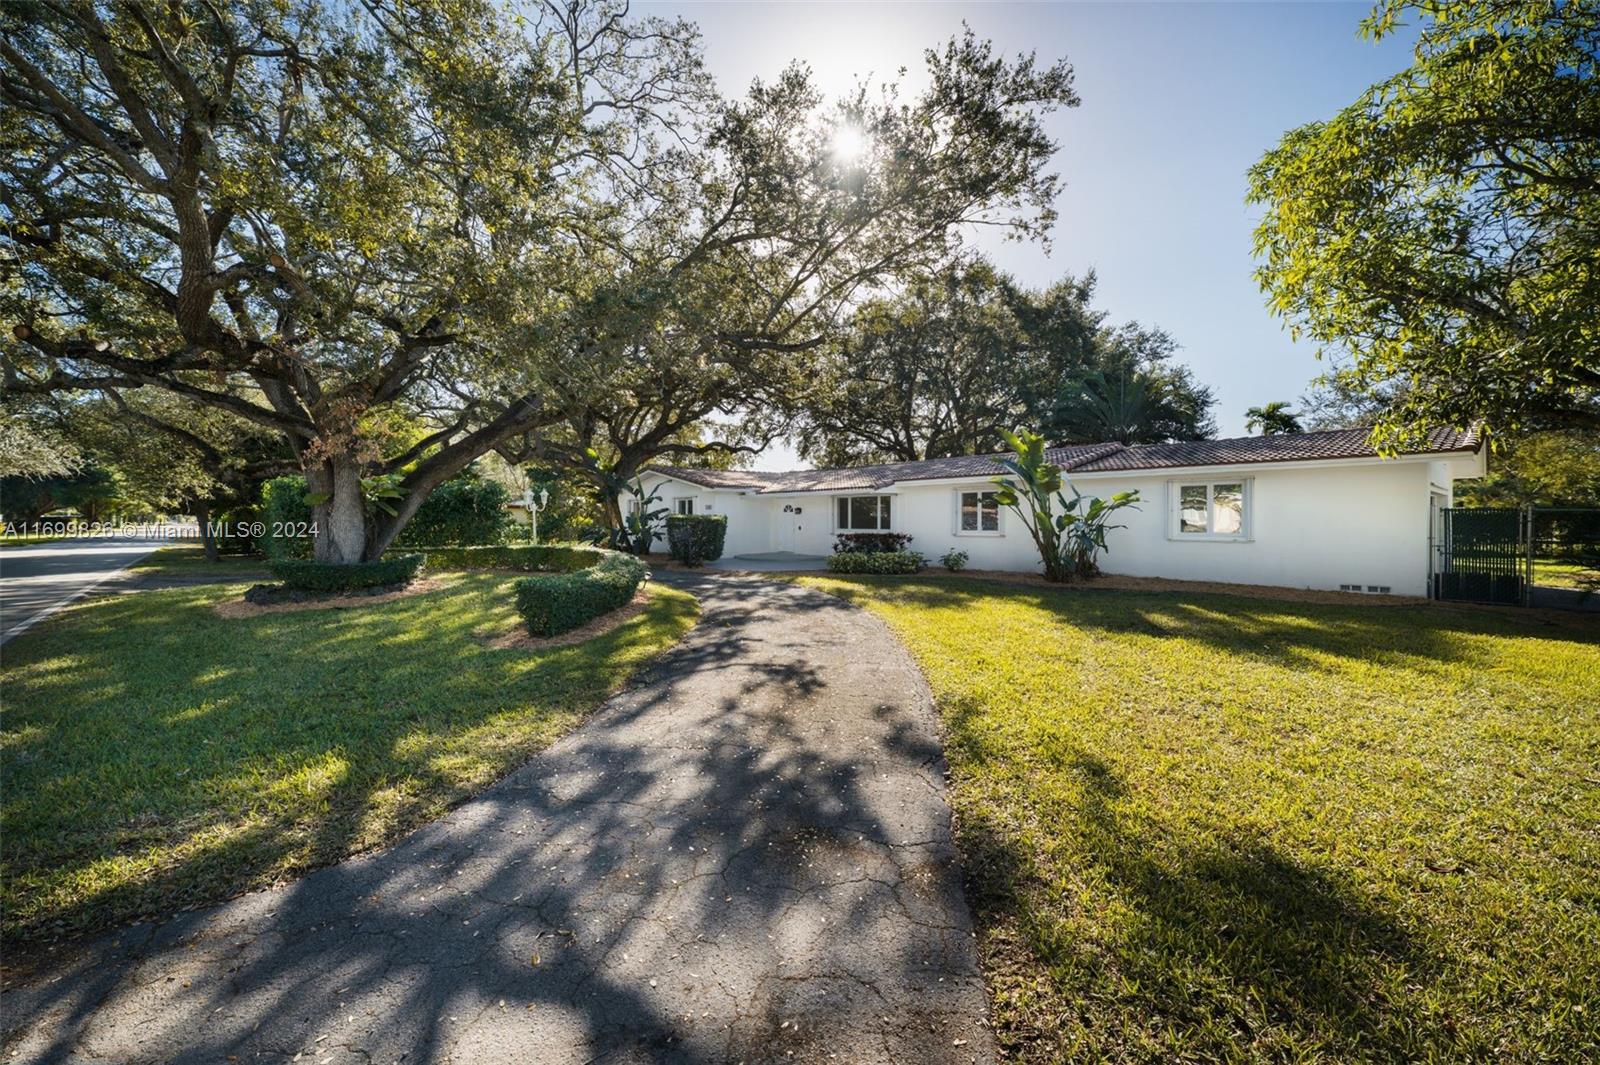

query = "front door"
[775, 506, 798, 552]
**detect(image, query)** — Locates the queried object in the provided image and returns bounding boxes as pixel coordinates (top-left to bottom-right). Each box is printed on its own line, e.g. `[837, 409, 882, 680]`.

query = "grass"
[1, 572, 697, 951]
[1533, 556, 1600, 590]
[127, 544, 273, 578]
[797, 575, 1600, 1063]
[0, 533, 78, 548]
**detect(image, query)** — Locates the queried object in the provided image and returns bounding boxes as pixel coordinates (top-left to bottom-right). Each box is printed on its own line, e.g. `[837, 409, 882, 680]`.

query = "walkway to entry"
[706, 551, 829, 572]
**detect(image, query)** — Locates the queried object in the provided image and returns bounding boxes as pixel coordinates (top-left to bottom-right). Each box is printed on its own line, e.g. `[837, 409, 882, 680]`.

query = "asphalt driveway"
[2, 573, 992, 1064]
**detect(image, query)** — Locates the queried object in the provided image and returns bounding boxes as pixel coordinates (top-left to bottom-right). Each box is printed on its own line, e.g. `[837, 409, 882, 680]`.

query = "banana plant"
[993, 426, 1140, 581]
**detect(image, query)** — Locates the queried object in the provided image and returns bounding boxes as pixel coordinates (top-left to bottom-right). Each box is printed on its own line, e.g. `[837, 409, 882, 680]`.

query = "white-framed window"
[835, 494, 892, 531]
[1169, 479, 1252, 540]
[955, 490, 1002, 535]
[674, 497, 695, 516]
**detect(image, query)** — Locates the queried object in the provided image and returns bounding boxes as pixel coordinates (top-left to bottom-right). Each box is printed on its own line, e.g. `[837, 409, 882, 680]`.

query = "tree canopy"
[3, 0, 1080, 555]
[1249, 0, 1600, 448]
[795, 263, 1214, 466]
[1453, 430, 1600, 508]
[1044, 323, 1216, 446]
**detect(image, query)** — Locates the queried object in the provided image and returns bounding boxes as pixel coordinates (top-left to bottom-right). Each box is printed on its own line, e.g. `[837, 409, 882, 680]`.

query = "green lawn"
[1534, 556, 1600, 590]
[1, 573, 696, 950]
[0, 533, 77, 548]
[798, 575, 1600, 1063]
[127, 543, 272, 579]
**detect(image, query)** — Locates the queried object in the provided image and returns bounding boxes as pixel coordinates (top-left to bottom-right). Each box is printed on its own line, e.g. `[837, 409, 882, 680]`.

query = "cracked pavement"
[2, 573, 994, 1064]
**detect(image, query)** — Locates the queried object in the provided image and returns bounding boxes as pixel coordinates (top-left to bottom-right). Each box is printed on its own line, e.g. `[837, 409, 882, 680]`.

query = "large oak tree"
[3, 0, 704, 560]
[4, 1, 1081, 555]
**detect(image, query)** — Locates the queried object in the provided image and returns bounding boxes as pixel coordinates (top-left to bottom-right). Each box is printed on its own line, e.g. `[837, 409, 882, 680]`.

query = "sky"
[639, 1, 1421, 470]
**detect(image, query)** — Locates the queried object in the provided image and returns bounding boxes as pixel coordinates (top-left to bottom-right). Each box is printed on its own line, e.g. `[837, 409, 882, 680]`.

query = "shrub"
[395, 475, 514, 547]
[514, 550, 648, 636]
[832, 531, 914, 554]
[826, 550, 924, 574]
[259, 476, 313, 559]
[940, 548, 970, 571]
[666, 514, 728, 565]
[209, 506, 262, 555]
[269, 553, 426, 592]
[423, 543, 603, 573]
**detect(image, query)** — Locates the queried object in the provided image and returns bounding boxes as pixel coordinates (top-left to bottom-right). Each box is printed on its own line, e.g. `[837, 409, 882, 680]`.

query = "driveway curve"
[3, 573, 993, 1065]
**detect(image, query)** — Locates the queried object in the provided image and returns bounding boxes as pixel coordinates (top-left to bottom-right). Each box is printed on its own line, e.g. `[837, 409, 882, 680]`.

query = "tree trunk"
[309, 455, 367, 564]
[193, 501, 219, 562]
[367, 484, 430, 560]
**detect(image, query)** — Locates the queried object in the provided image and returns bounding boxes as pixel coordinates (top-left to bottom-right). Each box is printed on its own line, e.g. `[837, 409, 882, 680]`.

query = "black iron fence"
[1528, 507, 1600, 610]
[1432, 507, 1526, 605]
[1432, 506, 1600, 610]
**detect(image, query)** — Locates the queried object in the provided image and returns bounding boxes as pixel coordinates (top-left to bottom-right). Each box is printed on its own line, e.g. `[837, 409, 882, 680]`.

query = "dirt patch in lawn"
[477, 587, 655, 650]
[213, 577, 452, 618]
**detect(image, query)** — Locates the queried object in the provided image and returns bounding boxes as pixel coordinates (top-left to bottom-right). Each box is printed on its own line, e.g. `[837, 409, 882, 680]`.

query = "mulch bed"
[476, 588, 654, 650]
[213, 577, 451, 618]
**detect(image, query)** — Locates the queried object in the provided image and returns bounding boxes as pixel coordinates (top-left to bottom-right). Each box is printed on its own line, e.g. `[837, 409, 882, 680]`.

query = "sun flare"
[831, 124, 867, 162]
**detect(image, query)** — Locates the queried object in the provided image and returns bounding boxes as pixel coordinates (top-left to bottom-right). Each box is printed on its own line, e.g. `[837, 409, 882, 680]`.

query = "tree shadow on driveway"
[3, 576, 992, 1065]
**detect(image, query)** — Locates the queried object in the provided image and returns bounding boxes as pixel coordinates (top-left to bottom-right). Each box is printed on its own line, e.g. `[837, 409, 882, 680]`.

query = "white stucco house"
[629, 427, 1486, 597]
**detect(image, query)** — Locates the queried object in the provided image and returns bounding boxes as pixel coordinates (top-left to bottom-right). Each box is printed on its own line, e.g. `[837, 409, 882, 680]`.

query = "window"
[957, 491, 1001, 534]
[836, 495, 892, 531]
[674, 497, 694, 516]
[1172, 480, 1251, 539]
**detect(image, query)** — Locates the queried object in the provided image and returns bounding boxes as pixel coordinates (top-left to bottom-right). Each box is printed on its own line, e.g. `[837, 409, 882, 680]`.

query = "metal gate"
[1431, 507, 1526, 605]
[1432, 506, 1600, 610]
[1528, 507, 1600, 611]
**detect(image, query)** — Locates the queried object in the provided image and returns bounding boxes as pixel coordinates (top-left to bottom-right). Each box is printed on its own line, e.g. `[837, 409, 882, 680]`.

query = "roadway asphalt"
[0, 538, 163, 645]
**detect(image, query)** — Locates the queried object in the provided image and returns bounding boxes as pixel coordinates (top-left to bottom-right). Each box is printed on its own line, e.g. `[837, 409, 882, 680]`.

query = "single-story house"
[630, 426, 1486, 597]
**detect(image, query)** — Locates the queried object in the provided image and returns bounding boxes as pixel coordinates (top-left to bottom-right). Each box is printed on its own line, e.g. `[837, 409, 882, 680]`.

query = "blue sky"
[640, 1, 1420, 468]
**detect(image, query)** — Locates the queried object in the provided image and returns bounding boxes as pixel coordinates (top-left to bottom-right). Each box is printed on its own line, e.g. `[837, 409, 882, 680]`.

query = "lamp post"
[521, 485, 550, 544]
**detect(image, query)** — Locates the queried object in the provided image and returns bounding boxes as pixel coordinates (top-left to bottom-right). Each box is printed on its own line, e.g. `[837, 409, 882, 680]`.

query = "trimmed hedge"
[666, 514, 727, 566]
[825, 550, 924, 574]
[514, 550, 648, 637]
[423, 543, 601, 573]
[269, 553, 426, 592]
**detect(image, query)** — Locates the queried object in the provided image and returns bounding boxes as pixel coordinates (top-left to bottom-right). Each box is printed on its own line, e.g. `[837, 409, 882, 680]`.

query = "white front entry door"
[775, 508, 798, 552]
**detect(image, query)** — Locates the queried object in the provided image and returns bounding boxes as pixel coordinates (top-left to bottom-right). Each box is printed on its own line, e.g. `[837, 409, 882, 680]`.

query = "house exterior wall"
[630, 476, 773, 557]
[631, 456, 1470, 596]
[888, 460, 1438, 595]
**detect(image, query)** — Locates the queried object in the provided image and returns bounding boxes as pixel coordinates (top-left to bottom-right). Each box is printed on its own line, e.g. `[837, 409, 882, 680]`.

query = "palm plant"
[1048, 366, 1214, 445]
[1245, 401, 1304, 435]
[992, 427, 1140, 581]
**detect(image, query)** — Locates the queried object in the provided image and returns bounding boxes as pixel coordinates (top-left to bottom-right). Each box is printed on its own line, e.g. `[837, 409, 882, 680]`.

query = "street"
[0, 538, 162, 645]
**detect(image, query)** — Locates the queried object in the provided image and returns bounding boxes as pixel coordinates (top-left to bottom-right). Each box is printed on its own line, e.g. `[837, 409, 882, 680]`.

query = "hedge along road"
[2, 571, 993, 1065]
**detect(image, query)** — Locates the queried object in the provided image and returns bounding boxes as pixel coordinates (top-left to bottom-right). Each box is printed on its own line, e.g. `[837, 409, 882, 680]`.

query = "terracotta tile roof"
[1069, 426, 1480, 472]
[649, 427, 1479, 494]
